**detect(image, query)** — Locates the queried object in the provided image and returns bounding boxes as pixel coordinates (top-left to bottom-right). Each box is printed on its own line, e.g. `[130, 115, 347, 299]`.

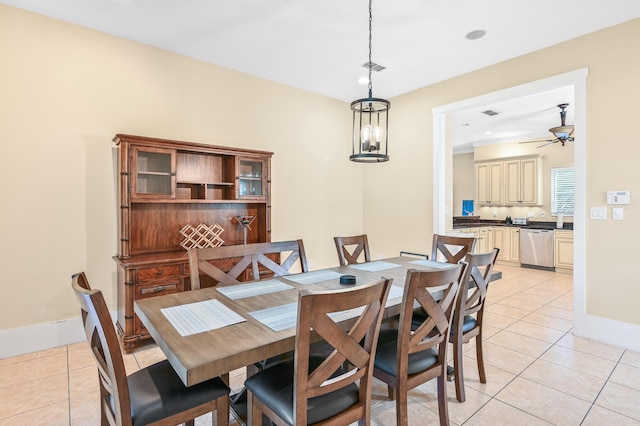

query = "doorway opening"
[432, 68, 588, 336]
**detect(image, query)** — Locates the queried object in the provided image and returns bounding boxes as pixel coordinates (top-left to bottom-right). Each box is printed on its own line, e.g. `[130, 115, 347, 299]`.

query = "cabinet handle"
[156, 270, 163, 275]
[141, 285, 175, 295]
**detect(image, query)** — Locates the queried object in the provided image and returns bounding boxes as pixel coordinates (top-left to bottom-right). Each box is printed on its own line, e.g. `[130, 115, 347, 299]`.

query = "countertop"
[453, 219, 573, 231]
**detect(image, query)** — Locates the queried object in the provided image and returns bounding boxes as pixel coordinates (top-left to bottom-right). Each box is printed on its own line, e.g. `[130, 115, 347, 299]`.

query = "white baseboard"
[0, 312, 116, 359]
[583, 314, 640, 353]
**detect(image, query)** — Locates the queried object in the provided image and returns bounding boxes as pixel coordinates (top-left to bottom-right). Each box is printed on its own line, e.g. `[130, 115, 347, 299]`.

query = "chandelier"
[350, 0, 390, 163]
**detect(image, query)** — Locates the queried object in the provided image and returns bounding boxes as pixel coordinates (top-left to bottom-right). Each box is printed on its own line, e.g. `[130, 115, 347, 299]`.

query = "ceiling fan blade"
[537, 139, 558, 148]
[520, 138, 553, 144]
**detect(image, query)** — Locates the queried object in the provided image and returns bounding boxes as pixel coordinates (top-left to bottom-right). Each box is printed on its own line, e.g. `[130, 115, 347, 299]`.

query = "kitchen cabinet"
[476, 227, 490, 253]
[508, 227, 521, 262]
[475, 161, 503, 205]
[113, 134, 273, 352]
[476, 155, 542, 206]
[492, 227, 506, 261]
[504, 156, 542, 205]
[554, 229, 574, 271]
[455, 227, 492, 253]
[492, 226, 520, 264]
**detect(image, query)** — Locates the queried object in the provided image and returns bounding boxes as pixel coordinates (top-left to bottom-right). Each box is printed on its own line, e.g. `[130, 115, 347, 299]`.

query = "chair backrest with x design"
[188, 239, 308, 289]
[293, 278, 392, 425]
[333, 234, 371, 266]
[431, 234, 476, 264]
[398, 265, 467, 363]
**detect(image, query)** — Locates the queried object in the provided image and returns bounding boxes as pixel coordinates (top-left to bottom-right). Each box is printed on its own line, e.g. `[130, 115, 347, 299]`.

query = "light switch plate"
[613, 208, 624, 220]
[590, 207, 607, 220]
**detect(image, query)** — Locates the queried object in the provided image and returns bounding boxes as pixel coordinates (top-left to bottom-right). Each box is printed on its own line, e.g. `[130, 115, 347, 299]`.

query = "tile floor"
[2, 265, 640, 425]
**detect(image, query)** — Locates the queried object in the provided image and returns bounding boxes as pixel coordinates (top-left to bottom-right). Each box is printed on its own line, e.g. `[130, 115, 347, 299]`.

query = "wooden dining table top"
[134, 256, 494, 387]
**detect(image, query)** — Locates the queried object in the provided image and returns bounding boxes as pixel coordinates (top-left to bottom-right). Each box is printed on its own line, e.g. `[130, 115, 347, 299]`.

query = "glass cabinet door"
[132, 147, 176, 198]
[236, 158, 267, 199]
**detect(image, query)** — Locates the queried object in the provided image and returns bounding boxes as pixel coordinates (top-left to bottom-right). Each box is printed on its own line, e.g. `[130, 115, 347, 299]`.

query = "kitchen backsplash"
[474, 205, 572, 223]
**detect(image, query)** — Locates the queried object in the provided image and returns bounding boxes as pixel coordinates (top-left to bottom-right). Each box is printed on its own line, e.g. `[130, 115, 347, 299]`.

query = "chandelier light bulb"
[361, 124, 373, 150]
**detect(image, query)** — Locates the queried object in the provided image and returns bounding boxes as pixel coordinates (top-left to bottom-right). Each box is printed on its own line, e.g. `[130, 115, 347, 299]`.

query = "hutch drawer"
[136, 265, 182, 281]
[135, 280, 183, 299]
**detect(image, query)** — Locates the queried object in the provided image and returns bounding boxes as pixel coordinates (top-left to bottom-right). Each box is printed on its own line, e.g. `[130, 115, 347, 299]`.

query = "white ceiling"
[4, 0, 640, 148]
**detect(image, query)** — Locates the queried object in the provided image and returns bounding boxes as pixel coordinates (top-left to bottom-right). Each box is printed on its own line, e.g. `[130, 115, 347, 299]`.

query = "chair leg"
[395, 382, 409, 426]
[387, 384, 396, 400]
[453, 337, 466, 403]
[476, 334, 486, 383]
[437, 374, 450, 426]
[216, 394, 229, 426]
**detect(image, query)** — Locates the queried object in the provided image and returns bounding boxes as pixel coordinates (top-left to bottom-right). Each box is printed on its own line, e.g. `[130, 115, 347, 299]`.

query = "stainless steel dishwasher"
[520, 228, 555, 270]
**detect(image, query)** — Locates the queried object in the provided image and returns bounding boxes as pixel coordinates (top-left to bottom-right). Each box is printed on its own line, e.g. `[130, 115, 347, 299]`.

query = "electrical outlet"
[540, 212, 545, 218]
[492, 211, 497, 217]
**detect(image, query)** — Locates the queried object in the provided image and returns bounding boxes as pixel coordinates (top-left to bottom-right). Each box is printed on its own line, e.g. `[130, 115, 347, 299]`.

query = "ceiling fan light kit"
[520, 103, 575, 148]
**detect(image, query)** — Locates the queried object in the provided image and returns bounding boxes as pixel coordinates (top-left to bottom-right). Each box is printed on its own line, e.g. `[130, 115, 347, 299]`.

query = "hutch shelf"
[112, 134, 273, 352]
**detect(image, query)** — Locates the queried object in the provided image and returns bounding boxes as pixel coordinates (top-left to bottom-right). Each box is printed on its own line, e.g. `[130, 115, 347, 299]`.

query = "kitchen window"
[551, 167, 574, 216]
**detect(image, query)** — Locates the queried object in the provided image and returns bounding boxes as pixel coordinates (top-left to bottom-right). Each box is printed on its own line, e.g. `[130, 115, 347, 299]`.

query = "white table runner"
[217, 280, 293, 300]
[408, 259, 456, 269]
[348, 261, 402, 272]
[284, 270, 343, 285]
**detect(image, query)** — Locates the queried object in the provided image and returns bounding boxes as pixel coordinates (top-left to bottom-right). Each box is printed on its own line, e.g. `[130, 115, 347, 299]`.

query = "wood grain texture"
[135, 256, 462, 387]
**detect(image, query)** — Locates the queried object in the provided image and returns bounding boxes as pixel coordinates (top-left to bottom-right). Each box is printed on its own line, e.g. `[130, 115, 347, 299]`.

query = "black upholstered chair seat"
[459, 315, 477, 333]
[374, 328, 439, 377]
[245, 355, 360, 425]
[412, 309, 476, 334]
[128, 360, 229, 426]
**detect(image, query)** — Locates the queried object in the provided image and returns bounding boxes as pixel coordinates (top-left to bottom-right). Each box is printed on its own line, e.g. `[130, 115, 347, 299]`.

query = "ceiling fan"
[520, 103, 574, 148]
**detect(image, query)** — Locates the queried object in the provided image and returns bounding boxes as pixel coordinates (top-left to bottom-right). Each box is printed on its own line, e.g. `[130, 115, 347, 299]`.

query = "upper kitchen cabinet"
[504, 156, 543, 205]
[475, 155, 542, 206]
[475, 161, 503, 205]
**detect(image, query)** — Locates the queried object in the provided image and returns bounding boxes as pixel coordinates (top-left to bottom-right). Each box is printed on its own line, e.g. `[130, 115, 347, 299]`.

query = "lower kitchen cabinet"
[493, 226, 520, 264]
[554, 229, 574, 272]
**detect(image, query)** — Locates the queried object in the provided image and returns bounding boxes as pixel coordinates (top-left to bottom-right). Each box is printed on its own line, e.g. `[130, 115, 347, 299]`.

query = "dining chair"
[189, 240, 309, 388]
[245, 278, 393, 426]
[373, 264, 467, 426]
[449, 248, 499, 402]
[71, 272, 229, 426]
[431, 234, 476, 264]
[411, 234, 477, 328]
[333, 234, 371, 266]
[188, 239, 308, 290]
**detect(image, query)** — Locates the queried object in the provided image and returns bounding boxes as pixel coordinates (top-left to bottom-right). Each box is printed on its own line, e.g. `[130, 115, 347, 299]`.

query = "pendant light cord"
[368, 0, 373, 98]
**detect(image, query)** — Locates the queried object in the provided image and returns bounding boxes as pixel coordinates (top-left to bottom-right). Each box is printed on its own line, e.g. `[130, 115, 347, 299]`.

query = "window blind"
[551, 167, 575, 216]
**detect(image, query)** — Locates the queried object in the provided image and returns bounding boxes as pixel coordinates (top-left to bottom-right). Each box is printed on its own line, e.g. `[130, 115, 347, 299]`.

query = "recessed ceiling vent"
[362, 62, 385, 72]
[482, 109, 499, 116]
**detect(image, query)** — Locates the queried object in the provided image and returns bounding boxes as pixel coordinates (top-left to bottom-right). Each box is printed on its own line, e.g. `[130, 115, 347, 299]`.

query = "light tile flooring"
[2, 265, 640, 425]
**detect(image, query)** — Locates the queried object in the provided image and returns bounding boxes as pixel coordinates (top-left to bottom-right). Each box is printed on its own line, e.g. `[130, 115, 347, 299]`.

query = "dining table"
[134, 255, 502, 389]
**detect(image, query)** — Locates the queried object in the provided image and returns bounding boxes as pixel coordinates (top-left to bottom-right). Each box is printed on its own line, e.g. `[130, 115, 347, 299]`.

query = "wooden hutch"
[112, 134, 273, 352]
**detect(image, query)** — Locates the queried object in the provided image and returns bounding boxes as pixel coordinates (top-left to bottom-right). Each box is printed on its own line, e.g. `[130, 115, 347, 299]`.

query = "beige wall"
[452, 152, 475, 217]
[365, 19, 640, 326]
[0, 5, 362, 331]
[2, 4, 639, 339]
[452, 141, 574, 220]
